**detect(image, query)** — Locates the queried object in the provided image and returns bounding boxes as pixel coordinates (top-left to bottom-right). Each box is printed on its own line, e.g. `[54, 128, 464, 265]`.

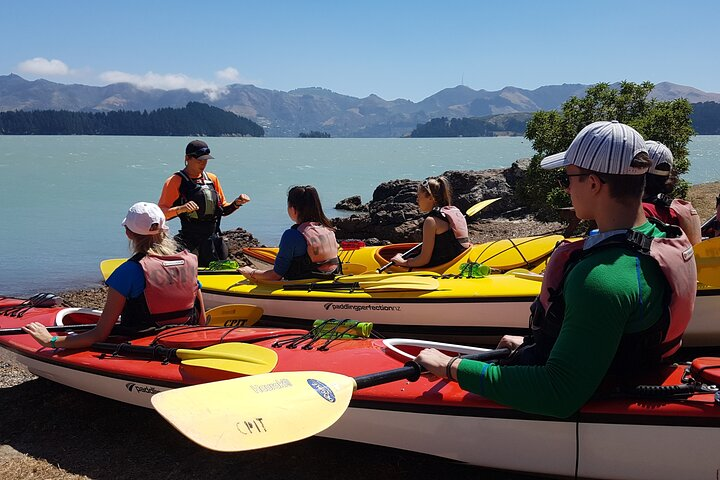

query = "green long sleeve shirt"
[458, 222, 667, 418]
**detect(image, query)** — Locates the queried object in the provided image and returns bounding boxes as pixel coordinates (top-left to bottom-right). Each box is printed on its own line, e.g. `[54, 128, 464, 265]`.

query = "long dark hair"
[287, 185, 333, 228]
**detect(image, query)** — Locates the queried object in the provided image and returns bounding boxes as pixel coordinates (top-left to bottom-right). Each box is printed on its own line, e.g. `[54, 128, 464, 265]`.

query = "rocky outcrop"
[334, 195, 367, 211]
[333, 159, 536, 243]
[222, 227, 264, 264]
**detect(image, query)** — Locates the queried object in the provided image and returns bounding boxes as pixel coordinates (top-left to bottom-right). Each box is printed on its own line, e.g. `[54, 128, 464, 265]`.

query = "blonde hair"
[419, 176, 454, 207]
[127, 230, 178, 256]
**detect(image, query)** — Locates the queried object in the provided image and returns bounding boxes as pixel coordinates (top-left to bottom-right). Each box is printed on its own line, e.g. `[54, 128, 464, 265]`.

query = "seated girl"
[238, 185, 340, 281]
[23, 202, 205, 349]
[391, 176, 471, 269]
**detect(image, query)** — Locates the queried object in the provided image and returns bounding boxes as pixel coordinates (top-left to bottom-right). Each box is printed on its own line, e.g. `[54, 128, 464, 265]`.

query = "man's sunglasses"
[557, 172, 605, 189]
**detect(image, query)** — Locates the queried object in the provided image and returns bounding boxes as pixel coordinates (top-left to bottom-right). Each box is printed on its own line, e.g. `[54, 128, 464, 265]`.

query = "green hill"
[0, 101, 264, 136]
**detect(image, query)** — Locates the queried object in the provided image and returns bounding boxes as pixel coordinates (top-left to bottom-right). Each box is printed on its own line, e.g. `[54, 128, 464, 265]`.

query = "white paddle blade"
[152, 371, 355, 452]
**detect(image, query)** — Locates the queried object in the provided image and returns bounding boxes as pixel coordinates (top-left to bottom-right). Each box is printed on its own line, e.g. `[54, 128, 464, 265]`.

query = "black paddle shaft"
[0, 324, 98, 335]
[354, 348, 510, 390]
[92, 342, 179, 361]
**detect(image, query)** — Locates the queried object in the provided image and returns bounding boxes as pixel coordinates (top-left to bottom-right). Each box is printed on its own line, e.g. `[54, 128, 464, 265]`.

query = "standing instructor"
[158, 140, 251, 266]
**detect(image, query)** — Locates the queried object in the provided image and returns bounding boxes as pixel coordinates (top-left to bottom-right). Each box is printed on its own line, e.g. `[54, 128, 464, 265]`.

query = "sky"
[4, 0, 720, 102]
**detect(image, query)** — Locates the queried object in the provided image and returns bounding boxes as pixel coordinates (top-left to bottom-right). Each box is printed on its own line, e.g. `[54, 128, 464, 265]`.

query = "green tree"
[518, 81, 694, 219]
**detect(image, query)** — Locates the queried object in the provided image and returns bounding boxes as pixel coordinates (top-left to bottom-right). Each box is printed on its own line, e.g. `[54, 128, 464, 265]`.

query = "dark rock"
[221, 227, 265, 266]
[335, 195, 367, 211]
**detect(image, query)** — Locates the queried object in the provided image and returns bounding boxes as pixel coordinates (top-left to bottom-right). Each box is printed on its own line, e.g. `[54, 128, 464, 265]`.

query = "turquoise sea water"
[1, 135, 719, 296]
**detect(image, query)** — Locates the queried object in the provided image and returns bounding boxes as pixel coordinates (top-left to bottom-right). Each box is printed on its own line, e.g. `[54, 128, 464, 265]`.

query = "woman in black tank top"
[390, 176, 467, 268]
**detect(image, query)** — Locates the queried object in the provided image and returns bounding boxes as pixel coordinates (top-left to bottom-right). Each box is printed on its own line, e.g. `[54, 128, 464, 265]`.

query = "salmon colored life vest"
[507, 222, 696, 371]
[121, 250, 199, 331]
[438, 206, 471, 248]
[296, 222, 340, 273]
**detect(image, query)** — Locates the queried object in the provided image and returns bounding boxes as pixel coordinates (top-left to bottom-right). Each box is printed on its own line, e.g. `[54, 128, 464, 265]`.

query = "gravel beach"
[2, 182, 718, 479]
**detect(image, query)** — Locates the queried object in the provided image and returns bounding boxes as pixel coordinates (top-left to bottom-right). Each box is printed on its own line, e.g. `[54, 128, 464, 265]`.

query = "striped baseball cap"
[646, 140, 673, 176]
[540, 121, 649, 175]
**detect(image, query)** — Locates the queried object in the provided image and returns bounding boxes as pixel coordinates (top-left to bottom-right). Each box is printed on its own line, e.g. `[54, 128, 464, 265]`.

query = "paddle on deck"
[92, 341, 278, 375]
[377, 197, 500, 273]
[334, 271, 439, 283]
[694, 237, 720, 286]
[283, 276, 439, 292]
[0, 303, 264, 335]
[151, 348, 509, 452]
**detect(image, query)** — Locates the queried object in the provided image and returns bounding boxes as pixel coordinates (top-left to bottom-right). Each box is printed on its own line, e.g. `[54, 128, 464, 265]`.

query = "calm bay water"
[1, 135, 719, 297]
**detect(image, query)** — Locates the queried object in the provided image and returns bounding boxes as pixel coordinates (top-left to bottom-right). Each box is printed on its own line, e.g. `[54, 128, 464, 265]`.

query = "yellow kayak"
[243, 234, 566, 275]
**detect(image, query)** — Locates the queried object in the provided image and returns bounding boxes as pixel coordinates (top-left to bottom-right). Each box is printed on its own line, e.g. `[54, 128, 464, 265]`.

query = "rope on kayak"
[271, 318, 378, 351]
[469, 235, 557, 270]
[148, 324, 292, 346]
[0, 293, 69, 318]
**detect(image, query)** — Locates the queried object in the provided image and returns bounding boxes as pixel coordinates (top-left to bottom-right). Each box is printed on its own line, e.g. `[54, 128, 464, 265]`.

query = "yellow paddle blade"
[334, 271, 438, 283]
[359, 277, 440, 291]
[151, 371, 355, 452]
[180, 358, 274, 375]
[100, 258, 125, 280]
[205, 304, 263, 327]
[505, 268, 544, 282]
[694, 237, 720, 286]
[176, 343, 278, 367]
[465, 197, 500, 217]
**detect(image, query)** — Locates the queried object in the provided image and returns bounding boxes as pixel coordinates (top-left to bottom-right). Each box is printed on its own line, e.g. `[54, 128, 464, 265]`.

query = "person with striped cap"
[416, 121, 697, 418]
[642, 140, 702, 244]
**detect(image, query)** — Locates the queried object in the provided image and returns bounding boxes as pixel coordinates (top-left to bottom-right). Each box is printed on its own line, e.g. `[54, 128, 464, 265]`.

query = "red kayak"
[1, 295, 719, 480]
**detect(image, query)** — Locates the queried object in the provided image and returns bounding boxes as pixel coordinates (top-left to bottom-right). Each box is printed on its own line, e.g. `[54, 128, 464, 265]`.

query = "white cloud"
[99, 70, 229, 101]
[17, 57, 71, 76]
[216, 67, 241, 83]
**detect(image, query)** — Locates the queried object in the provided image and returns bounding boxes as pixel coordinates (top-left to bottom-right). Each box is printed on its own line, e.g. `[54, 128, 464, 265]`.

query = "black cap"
[185, 140, 214, 160]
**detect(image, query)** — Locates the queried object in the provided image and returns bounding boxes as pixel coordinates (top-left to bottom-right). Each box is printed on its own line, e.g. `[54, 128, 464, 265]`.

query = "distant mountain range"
[2, 74, 719, 137]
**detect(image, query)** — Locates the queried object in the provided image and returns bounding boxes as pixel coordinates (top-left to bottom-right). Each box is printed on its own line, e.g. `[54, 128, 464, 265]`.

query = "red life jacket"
[121, 250, 199, 330]
[439, 206, 471, 248]
[296, 222, 340, 273]
[507, 222, 696, 370]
